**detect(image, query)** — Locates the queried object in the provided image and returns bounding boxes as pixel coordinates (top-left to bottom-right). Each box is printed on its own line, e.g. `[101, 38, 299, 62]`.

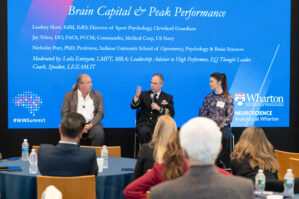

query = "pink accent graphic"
[14, 97, 40, 106]
[20, 0, 74, 45]
[13, 92, 43, 116]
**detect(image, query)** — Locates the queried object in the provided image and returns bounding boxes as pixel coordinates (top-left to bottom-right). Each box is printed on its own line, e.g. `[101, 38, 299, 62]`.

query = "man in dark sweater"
[38, 112, 98, 176]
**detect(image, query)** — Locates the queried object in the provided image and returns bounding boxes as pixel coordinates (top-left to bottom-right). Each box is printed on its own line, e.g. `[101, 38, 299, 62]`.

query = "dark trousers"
[216, 126, 232, 168]
[86, 125, 105, 146]
[136, 122, 155, 145]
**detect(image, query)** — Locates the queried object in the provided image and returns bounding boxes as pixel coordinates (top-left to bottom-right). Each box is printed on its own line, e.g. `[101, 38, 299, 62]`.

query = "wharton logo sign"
[235, 93, 284, 107]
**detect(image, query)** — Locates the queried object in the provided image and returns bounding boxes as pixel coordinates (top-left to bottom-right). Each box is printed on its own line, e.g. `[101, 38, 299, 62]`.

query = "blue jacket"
[38, 143, 98, 176]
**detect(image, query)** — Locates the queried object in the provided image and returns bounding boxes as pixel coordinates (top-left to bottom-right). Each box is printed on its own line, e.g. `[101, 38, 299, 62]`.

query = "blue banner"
[8, 0, 290, 128]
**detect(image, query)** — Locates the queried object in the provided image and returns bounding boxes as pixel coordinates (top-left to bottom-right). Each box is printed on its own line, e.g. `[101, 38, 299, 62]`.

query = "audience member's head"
[151, 115, 177, 163]
[180, 117, 222, 165]
[59, 112, 86, 141]
[231, 126, 279, 172]
[162, 130, 184, 181]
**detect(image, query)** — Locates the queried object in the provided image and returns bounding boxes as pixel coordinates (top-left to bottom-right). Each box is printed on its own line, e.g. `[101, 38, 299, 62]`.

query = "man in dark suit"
[150, 117, 254, 199]
[131, 73, 175, 144]
[38, 112, 98, 176]
[61, 74, 105, 146]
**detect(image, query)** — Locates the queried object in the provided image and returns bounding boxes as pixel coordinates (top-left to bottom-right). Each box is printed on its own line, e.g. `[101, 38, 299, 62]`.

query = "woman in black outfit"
[230, 127, 279, 182]
[133, 115, 177, 179]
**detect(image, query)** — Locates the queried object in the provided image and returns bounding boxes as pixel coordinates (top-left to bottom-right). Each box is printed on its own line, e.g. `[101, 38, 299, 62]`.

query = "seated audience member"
[134, 115, 177, 179]
[38, 112, 98, 176]
[124, 126, 233, 199]
[230, 127, 279, 183]
[124, 130, 186, 199]
[150, 117, 254, 199]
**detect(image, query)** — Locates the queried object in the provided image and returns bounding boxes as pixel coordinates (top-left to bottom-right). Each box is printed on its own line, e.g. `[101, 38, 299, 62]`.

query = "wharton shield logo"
[235, 93, 245, 106]
[13, 91, 43, 116]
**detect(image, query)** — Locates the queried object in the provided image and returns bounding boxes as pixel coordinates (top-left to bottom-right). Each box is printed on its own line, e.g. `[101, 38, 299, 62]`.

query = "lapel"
[89, 90, 97, 107]
[72, 90, 78, 111]
[156, 91, 165, 105]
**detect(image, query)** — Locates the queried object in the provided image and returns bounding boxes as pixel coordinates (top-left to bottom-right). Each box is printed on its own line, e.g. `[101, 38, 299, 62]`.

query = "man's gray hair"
[180, 117, 222, 164]
[152, 73, 164, 83]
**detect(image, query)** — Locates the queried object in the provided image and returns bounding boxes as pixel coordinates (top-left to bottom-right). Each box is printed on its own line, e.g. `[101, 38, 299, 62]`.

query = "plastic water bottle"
[22, 139, 29, 161]
[255, 169, 266, 192]
[29, 149, 38, 174]
[284, 169, 294, 197]
[101, 145, 109, 169]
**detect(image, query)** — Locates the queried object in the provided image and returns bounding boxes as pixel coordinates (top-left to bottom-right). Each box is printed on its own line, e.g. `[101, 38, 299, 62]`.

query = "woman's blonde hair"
[230, 126, 279, 172]
[150, 115, 177, 163]
[163, 131, 184, 180]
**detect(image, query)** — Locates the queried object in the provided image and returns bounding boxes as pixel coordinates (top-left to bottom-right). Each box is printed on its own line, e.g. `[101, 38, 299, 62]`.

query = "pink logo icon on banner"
[13, 91, 43, 116]
[235, 93, 245, 106]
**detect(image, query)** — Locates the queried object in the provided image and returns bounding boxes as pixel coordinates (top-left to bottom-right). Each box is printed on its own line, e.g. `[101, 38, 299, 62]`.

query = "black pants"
[86, 125, 105, 146]
[216, 126, 232, 168]
[136, 122, 155, 145]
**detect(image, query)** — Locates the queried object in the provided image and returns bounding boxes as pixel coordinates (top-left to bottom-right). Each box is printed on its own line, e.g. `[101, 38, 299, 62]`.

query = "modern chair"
[289, 158, 299, 178]
[80, 145, 121, 157]
[146, 190, 150, 199]
[295, 178, 299, 193]
[134, 107, 142, 158]
[32, 145, 121, 157]
[32, 145, 39, 152]
[229, 133, 235, 153]
[37, 175, 96, 199]
[274, 149, 299, 180]
[217, 128, 234, 169]
[80, 133, 91, 146]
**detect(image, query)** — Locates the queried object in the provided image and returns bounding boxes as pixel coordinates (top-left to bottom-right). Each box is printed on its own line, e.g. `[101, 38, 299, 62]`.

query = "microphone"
[83, 105, 85, 108]
[150, 93, 154, 103]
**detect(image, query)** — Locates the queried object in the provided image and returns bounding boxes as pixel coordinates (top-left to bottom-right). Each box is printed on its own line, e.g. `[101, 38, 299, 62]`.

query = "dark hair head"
[211, 72, 228, 98]
[152, 73, 164, 84]
[60, 112, 86, 139]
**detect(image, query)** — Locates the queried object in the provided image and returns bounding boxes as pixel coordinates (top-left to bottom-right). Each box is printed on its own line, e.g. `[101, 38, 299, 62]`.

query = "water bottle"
[22, 139, 29, 161]
[255, 169, 266, 192]
[29, 149, 38, 174]
[284, 169, 294, 197]
[101, 145, 109, 169]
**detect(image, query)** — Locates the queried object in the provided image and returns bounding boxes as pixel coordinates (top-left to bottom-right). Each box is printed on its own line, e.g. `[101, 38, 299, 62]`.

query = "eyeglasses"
[151, 81, 161, 85]
[80, 81, 91, 84]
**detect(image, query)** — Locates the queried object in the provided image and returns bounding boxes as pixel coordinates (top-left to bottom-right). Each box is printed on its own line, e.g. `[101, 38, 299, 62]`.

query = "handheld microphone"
[150, 93, 154, 103]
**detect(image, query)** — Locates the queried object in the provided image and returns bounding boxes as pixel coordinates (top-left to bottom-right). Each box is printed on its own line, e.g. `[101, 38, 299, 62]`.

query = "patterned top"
[199, 92, 234, 129]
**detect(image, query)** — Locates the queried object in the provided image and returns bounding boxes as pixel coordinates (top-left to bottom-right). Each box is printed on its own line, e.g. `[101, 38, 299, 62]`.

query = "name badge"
[216, 101, 225, 108]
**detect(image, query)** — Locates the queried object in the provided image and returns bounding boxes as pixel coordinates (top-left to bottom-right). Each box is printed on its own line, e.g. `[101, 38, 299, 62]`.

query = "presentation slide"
[8, 0, 290, 128]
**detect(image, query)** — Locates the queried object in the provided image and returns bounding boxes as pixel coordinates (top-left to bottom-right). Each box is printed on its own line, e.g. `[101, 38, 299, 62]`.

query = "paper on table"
[97, 158, 104, 172]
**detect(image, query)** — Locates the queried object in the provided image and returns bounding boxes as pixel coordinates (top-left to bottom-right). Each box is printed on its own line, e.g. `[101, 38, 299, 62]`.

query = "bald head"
[77, 74, 92, 94]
